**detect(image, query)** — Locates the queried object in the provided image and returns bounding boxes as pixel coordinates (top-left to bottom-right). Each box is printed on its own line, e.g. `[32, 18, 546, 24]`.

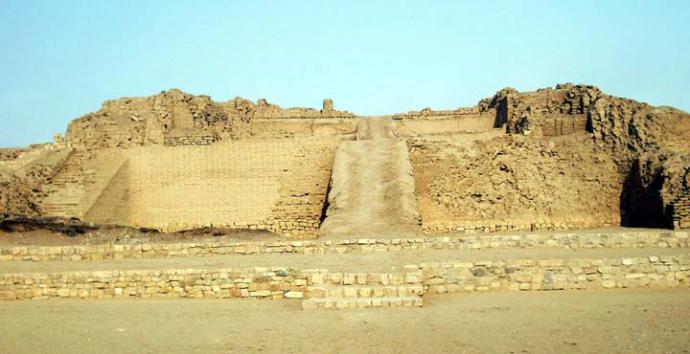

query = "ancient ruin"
[1, 84, 689, 313]
[1, 84, 688, 236]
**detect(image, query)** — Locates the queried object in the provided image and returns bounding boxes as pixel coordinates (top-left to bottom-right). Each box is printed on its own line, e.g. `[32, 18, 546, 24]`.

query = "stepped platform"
[302, 296, 423, 309]
[1, 228, 688, 305]
[1, 244, 688, 302]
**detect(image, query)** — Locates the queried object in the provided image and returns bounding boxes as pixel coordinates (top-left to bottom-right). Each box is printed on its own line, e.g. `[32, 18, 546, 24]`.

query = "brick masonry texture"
[40, 139, 339, 237]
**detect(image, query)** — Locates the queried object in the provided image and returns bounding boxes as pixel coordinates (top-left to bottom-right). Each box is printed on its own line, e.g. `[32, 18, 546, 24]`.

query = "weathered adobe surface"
[410, 134, 622, 232]
[65, 89, 355, 148]
[0, 169, 41, 216]
[1, 90, 353, 237]
[402, 83, 690, 232]
[0, 140, 71, 217]
[0, 84, 688, 236]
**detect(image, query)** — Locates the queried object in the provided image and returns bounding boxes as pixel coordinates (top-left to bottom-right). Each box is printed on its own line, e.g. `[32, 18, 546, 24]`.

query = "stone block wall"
[673, 192, 690, 229]
[0, 267, 313, 301]
[1, 255, 688, 301]
[416, 255, 690, 293]
[1, 230, 686, 262]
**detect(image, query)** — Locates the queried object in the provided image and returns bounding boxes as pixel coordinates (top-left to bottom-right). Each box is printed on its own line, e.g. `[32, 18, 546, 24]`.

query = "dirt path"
[3, 247, 687, 274]
[320, 117, 420, 237]
[1, 289, 688, 354]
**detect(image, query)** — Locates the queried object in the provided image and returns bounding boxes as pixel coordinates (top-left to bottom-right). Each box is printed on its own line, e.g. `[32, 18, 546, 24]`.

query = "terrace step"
[301, 296, 423, 310]
[306, 284, 425, 298]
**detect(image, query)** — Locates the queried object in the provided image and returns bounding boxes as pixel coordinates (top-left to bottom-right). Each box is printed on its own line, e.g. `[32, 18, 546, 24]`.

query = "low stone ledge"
[415, 254, 690, 293]
[0, 230, 686, 262]
[0, 231, 690, 261]
[1, 255, 688, 301]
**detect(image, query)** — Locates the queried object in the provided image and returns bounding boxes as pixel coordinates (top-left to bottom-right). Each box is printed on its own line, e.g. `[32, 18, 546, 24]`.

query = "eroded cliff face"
[406, 83, 690, 231]
[513, 84, 690, 228]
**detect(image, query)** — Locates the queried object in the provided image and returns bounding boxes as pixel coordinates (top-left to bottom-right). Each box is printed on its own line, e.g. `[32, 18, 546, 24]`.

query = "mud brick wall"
[540, 114, 588, 136]
[39, 140, 337, 237]
[84, 160, 131, 225]
[41, 150, 129, 219]
[122, 139, 336, 235]
[392, 112, 496, 136]
[267, 140, 338, 237]
[249, 119, 357, 139]
[163, 130, 219, 146]
[408, 135, 623, 234]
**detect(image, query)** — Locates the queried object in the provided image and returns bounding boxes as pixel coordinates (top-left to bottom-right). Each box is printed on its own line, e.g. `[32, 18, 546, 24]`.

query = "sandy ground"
[0, 222, 670, 248]
[0, 228, 277, 247]
[3, 247, 688, 275]
[0, 289, 688, 354]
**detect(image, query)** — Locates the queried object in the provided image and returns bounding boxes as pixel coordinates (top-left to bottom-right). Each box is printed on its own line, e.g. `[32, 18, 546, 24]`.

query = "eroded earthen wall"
[392, 112, 497, 136]
[78, 139, 337, 237]
[404, 84, 690, 232]
[249, 119, 357, 139]
[65, 89, 356, 149]
[408, 134, 624, 233]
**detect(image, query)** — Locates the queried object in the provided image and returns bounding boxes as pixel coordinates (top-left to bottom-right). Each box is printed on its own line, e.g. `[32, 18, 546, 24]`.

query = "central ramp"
[320, 117, 420, 236]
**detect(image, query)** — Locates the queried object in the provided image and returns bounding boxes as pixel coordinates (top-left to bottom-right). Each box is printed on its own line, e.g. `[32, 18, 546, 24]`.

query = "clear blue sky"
[1, 0, 689, 147]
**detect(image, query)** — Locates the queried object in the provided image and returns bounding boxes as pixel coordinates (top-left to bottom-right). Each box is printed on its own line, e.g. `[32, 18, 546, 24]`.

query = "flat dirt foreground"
[1, 289, 688, 354]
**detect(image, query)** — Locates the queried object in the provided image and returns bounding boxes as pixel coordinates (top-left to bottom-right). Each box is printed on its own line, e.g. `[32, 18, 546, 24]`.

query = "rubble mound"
[0, 168, 41, 217]
[405, 83, 690, 232]
[65, 89, 355, 148]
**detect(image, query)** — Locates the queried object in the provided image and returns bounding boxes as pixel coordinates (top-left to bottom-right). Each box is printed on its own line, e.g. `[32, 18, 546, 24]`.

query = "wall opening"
[619, 160, 671, 228]
[318, 171, 333, 227]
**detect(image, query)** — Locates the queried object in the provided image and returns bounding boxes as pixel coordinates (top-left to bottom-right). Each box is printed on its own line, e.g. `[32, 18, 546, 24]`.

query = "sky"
[1, 0, 689, 147]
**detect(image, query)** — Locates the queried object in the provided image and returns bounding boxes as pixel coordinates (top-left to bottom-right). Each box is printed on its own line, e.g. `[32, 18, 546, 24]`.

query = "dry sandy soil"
[2, 247, 688, 275]
[0, 289, 688, 354]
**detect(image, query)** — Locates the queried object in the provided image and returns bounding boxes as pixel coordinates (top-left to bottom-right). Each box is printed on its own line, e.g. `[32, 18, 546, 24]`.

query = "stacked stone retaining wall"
[1, 255, 688, 301]
[2, 230, 686, 262]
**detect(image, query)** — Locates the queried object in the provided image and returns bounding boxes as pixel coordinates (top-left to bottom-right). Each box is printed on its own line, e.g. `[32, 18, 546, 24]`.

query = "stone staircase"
[41, 150, 128, 220]
[41, 150, 94, 218]
[83, 161, 130, 225]
[301, 271, 425, 310]
[302, 284, 424, 309]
